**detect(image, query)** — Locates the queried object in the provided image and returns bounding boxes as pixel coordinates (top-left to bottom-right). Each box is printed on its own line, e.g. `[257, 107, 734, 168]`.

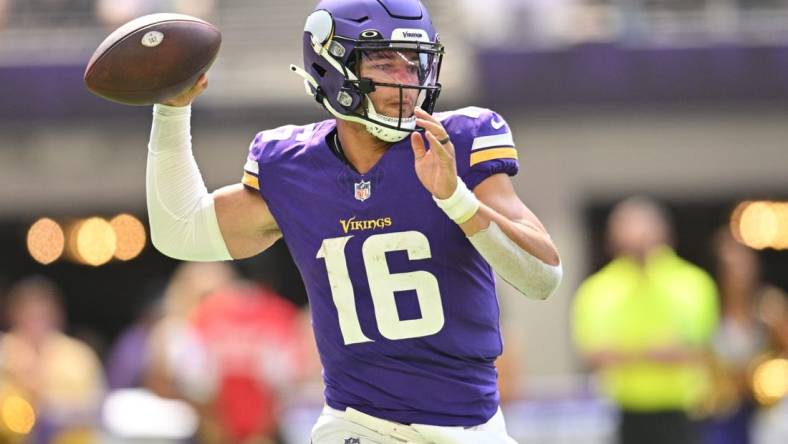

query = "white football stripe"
[244, 158, 259, 175]
[472, 132, 515, 151]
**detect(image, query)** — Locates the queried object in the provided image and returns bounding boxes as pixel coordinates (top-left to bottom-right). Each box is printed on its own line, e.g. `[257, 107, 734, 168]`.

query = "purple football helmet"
[290, 0, 444, 142]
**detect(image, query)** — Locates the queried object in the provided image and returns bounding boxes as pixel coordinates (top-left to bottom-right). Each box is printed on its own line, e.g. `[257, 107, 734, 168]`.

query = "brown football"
[84, 13, 221, 105]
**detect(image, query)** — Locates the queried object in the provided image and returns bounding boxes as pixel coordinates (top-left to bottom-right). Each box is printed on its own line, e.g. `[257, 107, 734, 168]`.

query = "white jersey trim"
[472, 132, 515, 151]
[244, 158, 259, 175]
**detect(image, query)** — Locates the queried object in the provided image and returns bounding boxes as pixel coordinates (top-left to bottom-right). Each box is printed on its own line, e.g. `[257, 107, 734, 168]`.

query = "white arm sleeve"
[468, 221, 562, 300]
[146, 104, 232, 261]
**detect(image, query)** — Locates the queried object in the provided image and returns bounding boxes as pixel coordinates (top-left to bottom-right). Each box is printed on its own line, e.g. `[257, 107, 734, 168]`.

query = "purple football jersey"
[241, 107, 518, 426]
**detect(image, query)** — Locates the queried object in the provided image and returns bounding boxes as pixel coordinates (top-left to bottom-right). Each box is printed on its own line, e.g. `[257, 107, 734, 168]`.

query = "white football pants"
[310, 405, 519, 444]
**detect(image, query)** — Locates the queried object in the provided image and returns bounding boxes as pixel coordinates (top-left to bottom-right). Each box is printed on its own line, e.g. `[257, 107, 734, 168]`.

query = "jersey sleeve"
[439, 107, 519, 190]
[241, 124, 317, 192]
[242, 133, 263, 191]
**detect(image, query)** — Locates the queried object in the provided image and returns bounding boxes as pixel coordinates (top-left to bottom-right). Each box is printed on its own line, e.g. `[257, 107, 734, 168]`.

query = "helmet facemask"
[344, 39, 443, 142]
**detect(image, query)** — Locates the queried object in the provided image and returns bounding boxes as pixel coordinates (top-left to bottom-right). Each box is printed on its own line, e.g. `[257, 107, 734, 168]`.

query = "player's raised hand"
[161, 73, 209, 107]
[411, 107, 458, 200]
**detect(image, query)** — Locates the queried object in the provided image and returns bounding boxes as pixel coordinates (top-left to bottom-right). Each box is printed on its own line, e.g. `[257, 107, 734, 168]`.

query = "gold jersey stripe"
[242, 172, 260, 190]
[470, 147, 518, 166]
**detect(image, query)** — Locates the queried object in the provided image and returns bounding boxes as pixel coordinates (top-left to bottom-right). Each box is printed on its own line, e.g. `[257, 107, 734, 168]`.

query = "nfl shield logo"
[354, 180, 371, 202]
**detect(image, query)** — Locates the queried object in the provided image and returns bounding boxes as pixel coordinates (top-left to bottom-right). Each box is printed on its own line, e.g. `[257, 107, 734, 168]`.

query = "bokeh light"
[752, 358, 788, 406]
[110, 214, 147, 261]
[59, 214, 147, 266]
[771, 202, 788, 250]
[732, 201, 788, 250]
[729, 201, 749, 243]
[1, 395, 36, 435]
[75, 217, 117, 266]
[738, 201, 779, 250]
[26, 218, 65, 265]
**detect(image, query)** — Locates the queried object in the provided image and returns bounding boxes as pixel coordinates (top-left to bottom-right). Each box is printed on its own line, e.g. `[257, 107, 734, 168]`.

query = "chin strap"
[365, 108, 415, 142]
[289, 64, 413, 143]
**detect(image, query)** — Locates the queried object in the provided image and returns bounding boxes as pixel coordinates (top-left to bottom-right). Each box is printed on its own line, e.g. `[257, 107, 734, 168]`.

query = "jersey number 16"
[317, 231, 445, 345]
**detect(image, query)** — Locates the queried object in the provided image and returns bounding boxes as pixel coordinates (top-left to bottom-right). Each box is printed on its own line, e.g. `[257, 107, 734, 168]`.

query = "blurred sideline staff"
[0, 276, 105, 444]
[572, 197, 719, 444]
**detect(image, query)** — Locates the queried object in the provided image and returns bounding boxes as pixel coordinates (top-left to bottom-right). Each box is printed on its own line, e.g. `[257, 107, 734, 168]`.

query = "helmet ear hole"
[312, 63, 327, 78]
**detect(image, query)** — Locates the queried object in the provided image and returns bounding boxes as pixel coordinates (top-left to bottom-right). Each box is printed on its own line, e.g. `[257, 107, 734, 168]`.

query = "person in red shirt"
[190, 281, 315, 443]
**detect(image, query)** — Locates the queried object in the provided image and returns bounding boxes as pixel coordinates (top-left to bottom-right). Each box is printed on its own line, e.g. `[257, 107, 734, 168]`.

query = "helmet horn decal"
[304, 10, 334, 50]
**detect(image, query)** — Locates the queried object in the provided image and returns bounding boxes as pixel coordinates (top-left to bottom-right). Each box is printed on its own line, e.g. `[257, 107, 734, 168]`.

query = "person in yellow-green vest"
[572, 197, 719, 444]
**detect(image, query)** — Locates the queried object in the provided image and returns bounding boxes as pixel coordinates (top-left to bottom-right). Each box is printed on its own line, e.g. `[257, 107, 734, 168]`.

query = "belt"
[340, 407, 429, 443]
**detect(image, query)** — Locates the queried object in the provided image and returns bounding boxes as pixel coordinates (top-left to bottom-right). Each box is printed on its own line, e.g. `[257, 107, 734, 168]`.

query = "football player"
[146, 0, 562, 442]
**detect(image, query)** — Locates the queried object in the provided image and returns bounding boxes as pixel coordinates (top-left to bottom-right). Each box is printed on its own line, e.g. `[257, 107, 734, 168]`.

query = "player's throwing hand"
[161, 73, 209, 107]
[411, 107, 458, 200]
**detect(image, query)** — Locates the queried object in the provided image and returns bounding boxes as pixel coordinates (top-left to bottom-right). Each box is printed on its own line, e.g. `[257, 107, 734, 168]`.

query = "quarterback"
[146, 0, 562, 442]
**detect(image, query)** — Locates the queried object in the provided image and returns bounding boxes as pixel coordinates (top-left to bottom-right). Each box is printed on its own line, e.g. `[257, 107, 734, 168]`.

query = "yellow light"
[729, 201, 750, 243]
[75, 217, 116, 266]
[739, 201, 778, 250]
[771, 202, 788, 250]
[26, 218, 65, 265]
[64, 220, 85, 265]
[752, 358, 788, 406]
[110, 214, 147, 261]
[1, 395, 36, 435]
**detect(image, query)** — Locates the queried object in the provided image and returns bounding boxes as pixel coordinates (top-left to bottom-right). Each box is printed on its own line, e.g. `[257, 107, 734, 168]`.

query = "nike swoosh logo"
[491, 116, 505, 130]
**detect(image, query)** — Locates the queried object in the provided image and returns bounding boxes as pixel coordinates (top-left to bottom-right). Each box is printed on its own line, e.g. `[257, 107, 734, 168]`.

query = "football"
[84, 13, 221, 105]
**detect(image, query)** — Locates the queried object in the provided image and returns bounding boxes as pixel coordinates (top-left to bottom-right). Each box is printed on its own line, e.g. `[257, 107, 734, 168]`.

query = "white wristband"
[433, 178, 480, 224]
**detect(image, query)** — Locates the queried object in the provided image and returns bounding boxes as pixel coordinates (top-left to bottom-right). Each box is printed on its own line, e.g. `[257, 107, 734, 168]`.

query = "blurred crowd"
[2, 0, 788, 45]
[458, 0, 788, 47]
[0, 197, 786, 444]
[0, 263, 320, 444]
[0, 0, 217, 29]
